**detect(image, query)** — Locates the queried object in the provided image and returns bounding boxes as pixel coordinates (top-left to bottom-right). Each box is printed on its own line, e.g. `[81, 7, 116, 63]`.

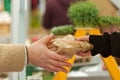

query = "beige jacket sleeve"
[0, 44, 25, 72]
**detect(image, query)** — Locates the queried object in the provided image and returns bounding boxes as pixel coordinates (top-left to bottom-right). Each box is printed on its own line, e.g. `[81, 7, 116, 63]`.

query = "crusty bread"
[48, 35, 93, 58]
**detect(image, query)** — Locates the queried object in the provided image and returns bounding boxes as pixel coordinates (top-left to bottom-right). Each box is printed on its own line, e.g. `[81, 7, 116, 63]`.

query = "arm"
[78, 32, 120, 58]
[89, 33, 111, 57]
[0, 34, 71, 72]
[0, 44, 25, 72]
[90, 32, 120, 58]
[77, 33, 111, 57]
[110, 32, 120, 57]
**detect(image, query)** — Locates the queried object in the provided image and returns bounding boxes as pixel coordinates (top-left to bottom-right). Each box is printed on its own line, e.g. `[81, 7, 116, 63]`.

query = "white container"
[27, 76, 43, 80]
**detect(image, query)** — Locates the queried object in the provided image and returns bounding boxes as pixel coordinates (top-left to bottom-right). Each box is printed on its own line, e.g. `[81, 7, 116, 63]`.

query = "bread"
[48, 35, 93, 58]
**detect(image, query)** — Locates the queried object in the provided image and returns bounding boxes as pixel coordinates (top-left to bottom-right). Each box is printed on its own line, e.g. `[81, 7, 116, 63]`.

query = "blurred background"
[0, 0, 120, 80]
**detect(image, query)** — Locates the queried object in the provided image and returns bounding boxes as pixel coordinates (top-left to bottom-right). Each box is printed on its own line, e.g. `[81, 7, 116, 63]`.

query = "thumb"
[76, 36, 89, 42]
[41, 34, 54, 44]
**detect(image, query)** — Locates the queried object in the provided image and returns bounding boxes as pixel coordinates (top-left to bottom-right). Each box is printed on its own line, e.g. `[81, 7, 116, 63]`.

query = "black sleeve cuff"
[111, 32, 120, 58]
[89, 35, 101, 56]
[89, 33, 111, 57]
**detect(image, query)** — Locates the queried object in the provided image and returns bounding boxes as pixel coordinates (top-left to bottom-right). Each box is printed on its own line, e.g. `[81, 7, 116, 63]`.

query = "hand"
[28, 34, 72, 73]
[76, 36, 91, 57]
[76, 36, 89, 42]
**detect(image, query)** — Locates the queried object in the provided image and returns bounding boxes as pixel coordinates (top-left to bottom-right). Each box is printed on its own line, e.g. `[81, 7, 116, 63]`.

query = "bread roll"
[48, 35, 93, 58]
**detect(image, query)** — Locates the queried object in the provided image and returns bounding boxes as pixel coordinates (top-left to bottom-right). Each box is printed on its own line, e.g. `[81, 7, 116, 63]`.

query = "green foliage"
[97, 16, 120, 27]
[26, 65, 40, 76]
[68, 1, 99, 27]
[51, 25, 75, 36]
[42, 72, 54, 80]
[30, 11, 41, 28]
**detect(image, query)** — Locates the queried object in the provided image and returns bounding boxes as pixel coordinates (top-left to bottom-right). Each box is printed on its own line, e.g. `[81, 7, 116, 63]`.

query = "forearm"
[0, 44, 25, 72]
[89, 33, 111, 57]
[111, 32, 120, 57]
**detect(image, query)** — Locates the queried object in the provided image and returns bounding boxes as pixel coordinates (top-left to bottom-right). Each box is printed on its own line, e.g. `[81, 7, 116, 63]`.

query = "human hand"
[76, 36, 91, 57]
[77, 36, 89, 42]
[28, 34, 72, 73]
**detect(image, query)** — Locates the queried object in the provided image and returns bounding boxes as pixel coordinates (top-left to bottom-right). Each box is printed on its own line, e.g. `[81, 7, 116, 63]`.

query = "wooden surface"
[89, 0, 118, 16]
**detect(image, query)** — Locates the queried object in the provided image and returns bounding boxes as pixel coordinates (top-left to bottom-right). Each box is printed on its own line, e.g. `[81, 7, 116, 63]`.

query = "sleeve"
[0, 44, 25, 72]
[89, 33, 111, 57]
[111, 32, 120, 58]
[42, 1, 53, 29]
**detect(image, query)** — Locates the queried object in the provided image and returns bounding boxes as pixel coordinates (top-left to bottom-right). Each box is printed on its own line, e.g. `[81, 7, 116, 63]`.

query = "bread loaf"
[48, 35, 93, 58]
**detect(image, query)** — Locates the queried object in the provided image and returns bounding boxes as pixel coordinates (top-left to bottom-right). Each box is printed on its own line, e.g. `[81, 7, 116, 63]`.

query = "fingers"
[40, 34, 55, 44]
[47, 50, 69, 61]
[45, 64, 68, 73]
[44, 50, 71, 73]
[47, 59, 72, 68]
[77, 51, 91, 57]
[76, 36, 89, 42]
[47, 60, 71, 72]
[41, 58, 71, 73]
[76, 36, 92, 57]
[37, 51, 71, 73]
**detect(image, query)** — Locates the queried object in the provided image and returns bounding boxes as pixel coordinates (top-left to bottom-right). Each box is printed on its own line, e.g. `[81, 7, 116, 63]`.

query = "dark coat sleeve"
[89, 33, 111, 57]
[111, 32, 120, 57]
[90, 32, 120, 58]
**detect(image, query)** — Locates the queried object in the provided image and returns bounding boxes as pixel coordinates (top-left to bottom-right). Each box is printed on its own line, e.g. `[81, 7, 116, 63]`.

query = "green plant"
[97, 16, 120, 27]
[26, 65, 40, 76]
[51, 25, 75, 36]
[68, 1, 99, 27]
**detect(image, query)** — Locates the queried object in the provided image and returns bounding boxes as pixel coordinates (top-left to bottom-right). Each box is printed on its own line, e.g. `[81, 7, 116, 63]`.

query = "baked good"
[48, 35, 93, 58]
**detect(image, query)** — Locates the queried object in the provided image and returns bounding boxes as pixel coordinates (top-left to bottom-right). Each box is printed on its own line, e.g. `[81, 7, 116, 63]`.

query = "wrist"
[27, 45, 32, 64]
